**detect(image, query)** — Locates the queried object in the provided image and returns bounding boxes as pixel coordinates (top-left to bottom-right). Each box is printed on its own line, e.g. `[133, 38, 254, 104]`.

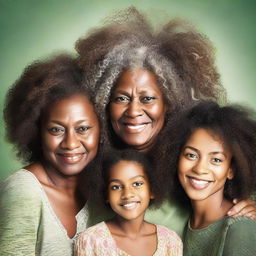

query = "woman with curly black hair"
[0, 54, 100, 255]
[76, 7, 255, 236]
[169, 101, 256, 255]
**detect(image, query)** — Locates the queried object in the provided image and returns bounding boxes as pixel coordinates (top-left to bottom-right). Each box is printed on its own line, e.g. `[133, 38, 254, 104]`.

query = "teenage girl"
[75, 149, 183, 256]
[170, 101, 256, 256]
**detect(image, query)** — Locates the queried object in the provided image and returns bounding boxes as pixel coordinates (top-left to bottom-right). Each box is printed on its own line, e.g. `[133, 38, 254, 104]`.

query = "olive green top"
[0, 169, 88, 256]
[0, 169, 189, 256]
[183, 216, 256, 256]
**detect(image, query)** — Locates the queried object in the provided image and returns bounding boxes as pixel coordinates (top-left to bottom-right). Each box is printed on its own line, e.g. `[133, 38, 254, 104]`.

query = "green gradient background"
[1, 0, 256, 180]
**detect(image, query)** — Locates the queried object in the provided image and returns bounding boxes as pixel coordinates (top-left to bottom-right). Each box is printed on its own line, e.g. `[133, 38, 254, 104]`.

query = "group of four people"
[1, 7, 256, 256]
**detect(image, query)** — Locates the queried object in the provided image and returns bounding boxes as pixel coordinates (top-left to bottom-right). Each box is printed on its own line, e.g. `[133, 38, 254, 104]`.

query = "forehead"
[43, 94, 97, 121]
[108, 160, 146, 181]
[113, 68, 162, 94]
[186, 128, 228, 152]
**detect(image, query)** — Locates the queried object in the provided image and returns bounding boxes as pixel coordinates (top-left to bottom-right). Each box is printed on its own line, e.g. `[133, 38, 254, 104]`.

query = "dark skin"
[110, 68, 167, 152]
[109, 68, 256, 219]
[27, 94, 99, 237]
[107, 217, 157, 256]
[178, 129, 234, 229]
[105, 160, 157, 256]
[26, 163, 83, 237]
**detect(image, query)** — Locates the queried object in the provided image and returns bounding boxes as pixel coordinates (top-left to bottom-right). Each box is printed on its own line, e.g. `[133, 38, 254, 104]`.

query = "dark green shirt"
[183, 216, 256, 256]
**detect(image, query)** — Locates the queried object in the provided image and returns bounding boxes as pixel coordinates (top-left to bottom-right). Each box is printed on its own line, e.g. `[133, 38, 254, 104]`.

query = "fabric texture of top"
[183, 216, 256, 256]
[86, 198, 189, 238]
[0, 169, 88, 256]
[75, 221, 183, 256]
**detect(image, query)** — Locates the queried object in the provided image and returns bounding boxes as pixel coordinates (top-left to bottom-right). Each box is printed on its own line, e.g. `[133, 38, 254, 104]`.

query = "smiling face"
[41, 94, 100, 176]
[178, 128, 233, 203]
[109, 68, 167, 152]
[107, 160, 153, 221]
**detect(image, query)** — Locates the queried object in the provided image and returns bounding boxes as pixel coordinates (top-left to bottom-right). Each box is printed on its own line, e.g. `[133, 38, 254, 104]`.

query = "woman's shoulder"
[225, 216, 256, 231]
[0, 169, 42, 202]
[222, 217, 256, 255]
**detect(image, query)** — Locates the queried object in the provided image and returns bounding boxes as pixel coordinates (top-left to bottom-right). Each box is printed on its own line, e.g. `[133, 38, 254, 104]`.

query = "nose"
[61, 130, 80, 150]
[192, 160, 209, 175]
[121, 187, 135, 200]
[125, 100, 143, 118]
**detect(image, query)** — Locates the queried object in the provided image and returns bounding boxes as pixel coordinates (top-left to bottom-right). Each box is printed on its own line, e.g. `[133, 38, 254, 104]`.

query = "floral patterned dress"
[75, 221, 183, 256]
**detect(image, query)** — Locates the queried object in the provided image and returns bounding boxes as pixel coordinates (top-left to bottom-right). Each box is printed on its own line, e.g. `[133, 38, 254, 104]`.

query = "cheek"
[42, 134, 59, 151]
[84, 131, 100, 150]
[108, 191, 118, 205]
[109, 103, 124, 121]
[178, 159, 189, 176]
[141, 187, 151, 199]
[216, 167, 232, 181]
[148, 104, 166, 122]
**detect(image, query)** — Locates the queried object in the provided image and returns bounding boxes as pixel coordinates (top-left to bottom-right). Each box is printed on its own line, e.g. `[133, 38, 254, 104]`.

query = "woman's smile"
[56, 152, 87, 164]
[110, 68, 167, 151]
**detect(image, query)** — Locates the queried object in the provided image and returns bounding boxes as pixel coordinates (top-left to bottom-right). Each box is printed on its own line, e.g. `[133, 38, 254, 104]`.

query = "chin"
[124, 138, 151, 147]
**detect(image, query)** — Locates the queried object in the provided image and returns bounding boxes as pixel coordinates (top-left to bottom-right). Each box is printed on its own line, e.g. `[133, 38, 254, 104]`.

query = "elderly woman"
[76, 7, 256, 236]
[0, 54, 100, 255]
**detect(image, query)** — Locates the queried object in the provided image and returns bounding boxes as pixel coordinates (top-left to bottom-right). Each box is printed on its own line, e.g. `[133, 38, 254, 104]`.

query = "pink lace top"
[75, 221, 182, 256]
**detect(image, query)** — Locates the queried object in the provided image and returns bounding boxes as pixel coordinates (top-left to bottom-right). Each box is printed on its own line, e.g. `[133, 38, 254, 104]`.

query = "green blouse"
[183, 216, 256, 256]
[0, 169, 88, 256]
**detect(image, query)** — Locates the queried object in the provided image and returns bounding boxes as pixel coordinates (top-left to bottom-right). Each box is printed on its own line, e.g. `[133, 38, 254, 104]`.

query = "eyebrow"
[184, 146, 227, 157]
[113, 89, 156, 96]
[48, 120, 88, 125]
[109, 175, 146, 183]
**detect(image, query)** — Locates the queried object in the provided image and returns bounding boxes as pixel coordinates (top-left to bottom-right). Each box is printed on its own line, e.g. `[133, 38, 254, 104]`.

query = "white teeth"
[65, 155, 80, 161]
[191, 179, 209, 185]
[123, 202, 136, 207]
[121, 202, 138, 209]
[126, 124, 146, 130]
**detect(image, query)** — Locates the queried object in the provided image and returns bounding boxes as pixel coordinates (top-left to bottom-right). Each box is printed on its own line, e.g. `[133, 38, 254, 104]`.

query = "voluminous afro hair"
[76, 7, 226, 119]
[75, 6, 227, 200]
[4, 54, 94, 163]
[168, 101, 256, 203]
[98, 149, 165, 209]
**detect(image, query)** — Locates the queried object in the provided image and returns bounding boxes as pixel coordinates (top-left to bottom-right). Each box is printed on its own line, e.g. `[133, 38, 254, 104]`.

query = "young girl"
[1, 54, 100, 255]
[169, 101, 256, 256]
[75, 149, 183, 256]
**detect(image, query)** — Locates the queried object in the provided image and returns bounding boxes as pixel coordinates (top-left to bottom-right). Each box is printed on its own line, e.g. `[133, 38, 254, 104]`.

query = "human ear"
[227, 167, 234, 180]
[150, 193, 155, 199]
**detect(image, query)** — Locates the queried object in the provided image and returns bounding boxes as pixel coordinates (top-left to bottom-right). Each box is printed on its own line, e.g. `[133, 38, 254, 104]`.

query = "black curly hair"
[168, 101, 256, 203]
[4, 53, 95, 163]
[97, 149, 165, 209]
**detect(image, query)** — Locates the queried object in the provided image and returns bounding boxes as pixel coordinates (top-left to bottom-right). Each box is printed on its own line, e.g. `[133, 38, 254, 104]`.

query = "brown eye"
[76, 126, 91, 133]
[132, 181, 144, 187]
[113, 96, 130, 103]
[140, 96, 156, 103]
[211, 158, 222, 163]
[185, 152, 197, 160]
[48, 127, 64, 135]
[111, 185, 123, 190]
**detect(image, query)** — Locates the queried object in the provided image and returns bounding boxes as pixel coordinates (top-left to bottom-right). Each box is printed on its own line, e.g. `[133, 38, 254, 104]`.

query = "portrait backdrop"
[0, 0, 256, 180]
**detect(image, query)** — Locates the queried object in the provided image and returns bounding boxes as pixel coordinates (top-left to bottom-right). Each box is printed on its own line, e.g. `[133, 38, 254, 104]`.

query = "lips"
[120, 201, 140, 210]
[56, 153, 86, 164]
[122, 122, 151, 133]
[187, 176, 213, 190]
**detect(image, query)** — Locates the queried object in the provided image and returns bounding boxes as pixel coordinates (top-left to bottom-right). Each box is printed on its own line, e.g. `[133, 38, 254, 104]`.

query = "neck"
[190, 190, 233, 229]
[27, 161, 79, 195]
[110, 214, 146, 237]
